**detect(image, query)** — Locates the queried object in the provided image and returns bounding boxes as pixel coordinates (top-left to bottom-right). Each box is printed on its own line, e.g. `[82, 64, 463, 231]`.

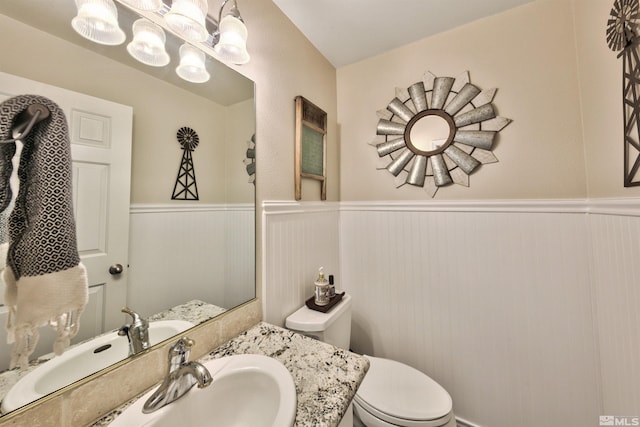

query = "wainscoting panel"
[262, 199, 640, 427]
[263, 202, 340, 326]
[224, 206, 256, 309]
[589, 211, 640, 416]
[339, 205, 600, 427]
[128, 204, 254, 317]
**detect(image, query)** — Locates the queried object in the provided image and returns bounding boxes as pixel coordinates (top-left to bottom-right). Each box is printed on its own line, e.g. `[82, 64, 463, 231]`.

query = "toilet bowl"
[352, 355, 455, 427]
[285, 294, 456, 427]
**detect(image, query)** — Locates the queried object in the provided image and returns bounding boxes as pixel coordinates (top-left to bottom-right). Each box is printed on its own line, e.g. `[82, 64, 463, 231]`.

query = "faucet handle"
[168, 337, 195, 369]
[171, 337, 195, 353]
[121, 307, 145, 325]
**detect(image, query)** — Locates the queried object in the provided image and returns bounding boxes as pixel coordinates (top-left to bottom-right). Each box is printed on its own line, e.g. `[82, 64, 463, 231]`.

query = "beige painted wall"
[223, 0, 339, 203]
[225, 98, 256, 203]
[337, 0, 589, 200]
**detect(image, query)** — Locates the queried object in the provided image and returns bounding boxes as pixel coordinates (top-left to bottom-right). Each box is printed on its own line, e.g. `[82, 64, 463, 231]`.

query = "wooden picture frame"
[295, 96, 327, 200]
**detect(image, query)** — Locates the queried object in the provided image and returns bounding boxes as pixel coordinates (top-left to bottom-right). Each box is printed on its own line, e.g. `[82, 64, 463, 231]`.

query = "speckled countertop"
[95, 322, 369, 427]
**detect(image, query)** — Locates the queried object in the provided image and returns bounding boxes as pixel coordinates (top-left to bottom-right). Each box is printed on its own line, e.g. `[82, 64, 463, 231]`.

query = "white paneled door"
[0, 71, 132, 368]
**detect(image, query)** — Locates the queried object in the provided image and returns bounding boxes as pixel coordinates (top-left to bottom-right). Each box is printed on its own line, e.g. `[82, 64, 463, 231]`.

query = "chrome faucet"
[143, 336, 213, 413]
[118, 307, 150, 356]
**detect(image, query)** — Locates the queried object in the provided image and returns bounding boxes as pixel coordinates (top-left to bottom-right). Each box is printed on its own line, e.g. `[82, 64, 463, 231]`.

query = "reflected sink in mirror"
[1, 320, 194, 413]
[110, 354, 297, 427]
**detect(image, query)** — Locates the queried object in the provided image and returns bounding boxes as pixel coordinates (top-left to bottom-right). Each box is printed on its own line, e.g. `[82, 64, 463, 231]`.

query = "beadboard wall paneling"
[128, 204, 255, 317]
[589, 212, 640, 415]
[262, 202, 340, 325]
[339, 206, 600, 427]
[224, 205, 256, 309]
[263, 199, 640, 427]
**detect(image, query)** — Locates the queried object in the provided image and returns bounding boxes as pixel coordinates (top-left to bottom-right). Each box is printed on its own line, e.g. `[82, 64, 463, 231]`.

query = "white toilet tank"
[285, 294, 352, 350]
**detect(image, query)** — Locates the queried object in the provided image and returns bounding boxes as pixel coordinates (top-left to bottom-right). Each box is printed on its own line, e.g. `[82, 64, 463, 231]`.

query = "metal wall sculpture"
[244, 134, 256, 185]
[370, 71, 511, 197]
[171, 126, 200, 200]
[607, 0, 640, 186]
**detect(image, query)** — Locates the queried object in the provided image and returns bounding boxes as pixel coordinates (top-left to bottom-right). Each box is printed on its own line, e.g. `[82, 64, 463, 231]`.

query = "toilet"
[285, 294, 456, 427]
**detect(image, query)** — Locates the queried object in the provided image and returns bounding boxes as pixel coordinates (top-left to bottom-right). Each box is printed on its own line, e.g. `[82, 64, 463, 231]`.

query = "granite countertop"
[95, 322, 369, 427]
[205, 322, 369, 426]
[147, 299, 226, 324]
[0, 300, 225, 413]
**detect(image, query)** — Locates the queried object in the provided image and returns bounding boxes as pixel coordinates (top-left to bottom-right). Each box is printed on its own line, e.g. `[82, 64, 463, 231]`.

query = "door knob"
[109, 264, 124, 275]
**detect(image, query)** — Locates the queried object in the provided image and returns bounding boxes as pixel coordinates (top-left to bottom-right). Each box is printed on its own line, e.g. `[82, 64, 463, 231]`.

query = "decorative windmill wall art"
[244, 134, 256, 185]
[171, 126, 200, 200]
[607, 0, 640, 186]
[370, 70, 511, 197]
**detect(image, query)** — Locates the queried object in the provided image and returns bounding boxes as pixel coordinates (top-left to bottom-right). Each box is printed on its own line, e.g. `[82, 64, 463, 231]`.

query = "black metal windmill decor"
[607, 0, 640, 186]
[171, 126, 200, 200]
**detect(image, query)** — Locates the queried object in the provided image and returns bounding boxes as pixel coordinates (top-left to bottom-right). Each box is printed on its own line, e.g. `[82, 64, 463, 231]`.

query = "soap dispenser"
[314, 267, 330, 306]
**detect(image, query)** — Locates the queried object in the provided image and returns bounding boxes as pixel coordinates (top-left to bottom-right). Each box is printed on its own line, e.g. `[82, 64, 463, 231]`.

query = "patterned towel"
[0, 95, 88, 369]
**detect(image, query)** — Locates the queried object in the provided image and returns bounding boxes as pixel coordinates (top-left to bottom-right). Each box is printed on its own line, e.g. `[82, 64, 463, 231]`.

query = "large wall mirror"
[0, 0, 255, 417]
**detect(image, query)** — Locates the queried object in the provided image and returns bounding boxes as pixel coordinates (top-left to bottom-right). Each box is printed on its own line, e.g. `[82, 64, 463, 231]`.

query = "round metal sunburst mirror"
[371, 71, 511, 197]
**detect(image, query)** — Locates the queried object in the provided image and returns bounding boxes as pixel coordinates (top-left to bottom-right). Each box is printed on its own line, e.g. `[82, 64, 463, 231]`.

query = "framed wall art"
[295, 96, 327, 200]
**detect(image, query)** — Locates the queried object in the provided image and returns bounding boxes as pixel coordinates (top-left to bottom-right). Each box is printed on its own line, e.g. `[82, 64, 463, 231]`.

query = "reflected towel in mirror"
[0, 95, 88, 369]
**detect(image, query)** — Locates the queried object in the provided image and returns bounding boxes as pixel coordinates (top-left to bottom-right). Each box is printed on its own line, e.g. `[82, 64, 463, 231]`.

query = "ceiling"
[272, 0, 535, 67]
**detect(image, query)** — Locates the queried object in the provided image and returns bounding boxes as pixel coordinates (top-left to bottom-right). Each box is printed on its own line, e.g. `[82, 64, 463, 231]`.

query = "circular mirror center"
[409, 114, 452, 152]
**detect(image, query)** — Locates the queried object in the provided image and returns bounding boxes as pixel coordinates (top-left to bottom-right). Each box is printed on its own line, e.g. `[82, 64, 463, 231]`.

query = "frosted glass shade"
[72, 0, 126, 45]
[127, 19, 170, 67]
[164, 0, 208, 42]
[176, 44, 210, 83]
[213, 14, 249, 65]
[119, 0, 163, 11]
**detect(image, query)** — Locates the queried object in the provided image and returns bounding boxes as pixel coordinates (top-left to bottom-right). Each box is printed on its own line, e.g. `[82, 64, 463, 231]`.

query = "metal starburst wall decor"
[607, 0, 640, 186]
[244, 134, 256, 185]
[370, 70, 511, 197]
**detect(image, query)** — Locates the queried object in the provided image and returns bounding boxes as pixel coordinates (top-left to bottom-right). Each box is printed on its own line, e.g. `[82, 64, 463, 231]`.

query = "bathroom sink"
[109, 354, 297, 427]
[1, 319, 194, 413]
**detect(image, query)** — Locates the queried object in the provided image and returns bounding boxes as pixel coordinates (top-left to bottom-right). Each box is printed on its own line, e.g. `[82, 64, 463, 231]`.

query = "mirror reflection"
[408, 115, 451, 152]
[405, 110, 455, 156]
[0, 0, 255, 416]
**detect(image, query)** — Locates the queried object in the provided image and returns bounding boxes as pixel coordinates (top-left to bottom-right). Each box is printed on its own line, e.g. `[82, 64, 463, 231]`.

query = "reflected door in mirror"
[0, 72, 133, 370]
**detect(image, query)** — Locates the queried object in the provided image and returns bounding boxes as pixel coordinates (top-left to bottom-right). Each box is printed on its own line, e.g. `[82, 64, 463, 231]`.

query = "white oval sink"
[1, 319, 194, 413]
[109, 354, 297, 427]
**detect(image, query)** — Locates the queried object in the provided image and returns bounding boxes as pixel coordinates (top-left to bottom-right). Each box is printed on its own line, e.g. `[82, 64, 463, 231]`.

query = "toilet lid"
[355, 356, 452, 422]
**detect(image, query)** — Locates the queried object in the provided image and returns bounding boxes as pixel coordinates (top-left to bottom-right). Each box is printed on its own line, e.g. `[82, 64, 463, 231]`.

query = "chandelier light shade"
[119, 0, 163, 11]
[176, 43, 210, 83]
[72, 0, 126, 45]
[127, 19, 171, 67]
[213, 14, 249, 65]
[164, 0, 209, 43]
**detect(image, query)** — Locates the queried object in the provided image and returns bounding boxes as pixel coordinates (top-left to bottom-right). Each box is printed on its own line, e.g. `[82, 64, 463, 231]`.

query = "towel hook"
[0, 103, 50, 144]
